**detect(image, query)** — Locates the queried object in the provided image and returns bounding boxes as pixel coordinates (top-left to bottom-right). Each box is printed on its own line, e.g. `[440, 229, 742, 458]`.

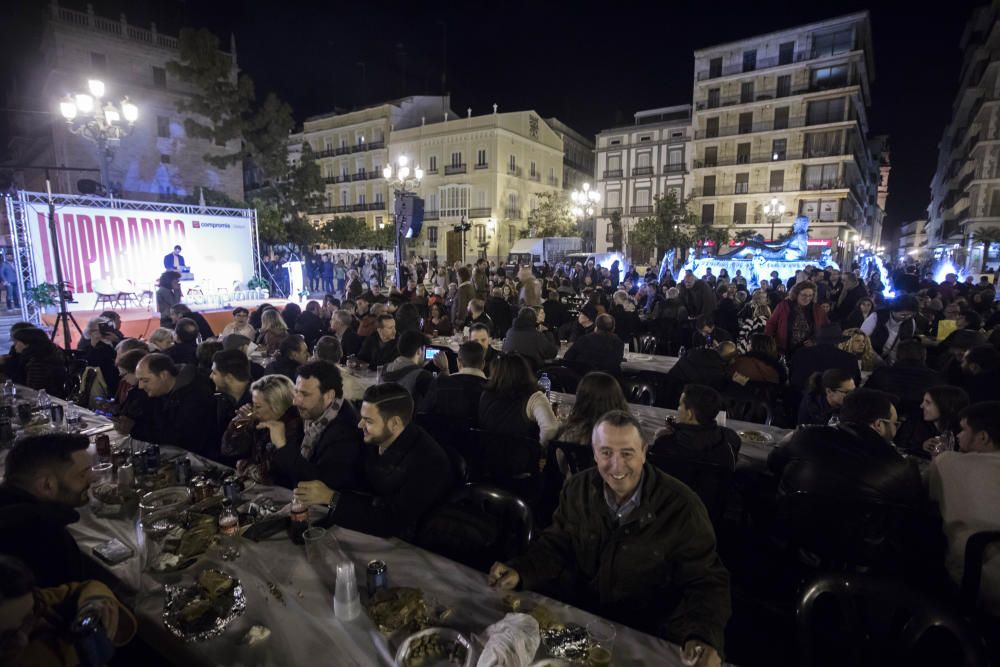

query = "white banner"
[24, 202, 256, 300]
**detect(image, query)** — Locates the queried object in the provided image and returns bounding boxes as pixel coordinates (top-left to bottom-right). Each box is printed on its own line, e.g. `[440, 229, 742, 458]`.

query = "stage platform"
[39, 298, 297, 349]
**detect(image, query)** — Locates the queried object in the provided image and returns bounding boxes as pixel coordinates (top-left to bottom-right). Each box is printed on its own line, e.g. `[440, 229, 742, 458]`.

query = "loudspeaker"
[395, 195, 425, 239]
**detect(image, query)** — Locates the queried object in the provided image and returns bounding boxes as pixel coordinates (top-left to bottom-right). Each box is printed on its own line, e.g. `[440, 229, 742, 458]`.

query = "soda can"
[144, 443, 161, 470]
[95, 435, 112, 462]
[222, 476, 241, 502]
[49, 404, 64, 426]
[366, 560, 388, 597]
[175, 456, 192, 485]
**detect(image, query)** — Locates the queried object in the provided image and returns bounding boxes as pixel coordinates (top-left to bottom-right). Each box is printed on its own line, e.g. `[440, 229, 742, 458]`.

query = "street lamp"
[59, 78, 138, 194]
[570, 182, 600, 251]
[383, 154, 424, 287]
[763, 197, 786, 242]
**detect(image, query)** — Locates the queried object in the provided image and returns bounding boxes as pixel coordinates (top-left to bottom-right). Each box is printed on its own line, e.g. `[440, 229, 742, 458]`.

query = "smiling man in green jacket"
[489, 410, 731, 666]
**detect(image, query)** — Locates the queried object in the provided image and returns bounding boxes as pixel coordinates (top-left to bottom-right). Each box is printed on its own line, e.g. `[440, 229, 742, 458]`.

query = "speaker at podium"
[395, 195, 425, 239]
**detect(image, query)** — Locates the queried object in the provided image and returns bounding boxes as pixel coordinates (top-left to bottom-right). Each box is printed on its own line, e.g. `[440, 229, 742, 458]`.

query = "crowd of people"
[0, 252, 998, 665]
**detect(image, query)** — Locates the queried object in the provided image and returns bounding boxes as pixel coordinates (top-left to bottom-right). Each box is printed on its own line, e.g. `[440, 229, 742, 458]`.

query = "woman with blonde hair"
[840, 328, 885, 378]
[147, 327, 175, 352]
[257, 308, 289, 355]
[222, 374, 304, 484]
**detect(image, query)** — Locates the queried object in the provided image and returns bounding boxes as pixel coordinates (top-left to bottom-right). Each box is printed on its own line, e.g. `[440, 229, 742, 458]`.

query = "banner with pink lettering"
[25, 201, 256, 301]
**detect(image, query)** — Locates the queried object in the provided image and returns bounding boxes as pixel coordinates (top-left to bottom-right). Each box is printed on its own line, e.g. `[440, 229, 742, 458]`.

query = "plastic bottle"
[36, 390, 51, 424]
[219, 500, 239, 537]
[538, 373, 552, 399]
[677, 346, 686, 358]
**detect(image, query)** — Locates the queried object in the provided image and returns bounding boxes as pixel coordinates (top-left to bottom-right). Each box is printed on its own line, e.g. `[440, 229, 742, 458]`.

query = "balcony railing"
[602, 207, 623, 216]
[504, 208, 522, 219]
[424, 210, 440, 221]
[335, 146, 351, 156]
[603, 169, 623, 178]
[507, 166, 522, 177]
[426, 168, 438, 175]
[632, 166, 654, 177]
[663, 164, 686, 174]
[323, 176, 340, 184]
[630, 205, 654, 216]
[368, 171, 381, 180]
[695, 49, 816, 81]
[445, 164, 467, 175]
[695, 115, 838, 139]
[309, 203, 384, 215]
[800, 179, 848, 192]
[468, 208, 492, 218]
[317, 148, 337, 158]
[528, 172, 541, 181]
[548, 176, 559, 186]
[475, 162, 489, 169]
[354, 171, 366, 180]
[693, 148, 853, 169]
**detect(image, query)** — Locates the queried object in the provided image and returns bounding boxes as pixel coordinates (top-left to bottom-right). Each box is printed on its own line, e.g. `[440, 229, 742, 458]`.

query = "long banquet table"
[0, 387, 727, 667]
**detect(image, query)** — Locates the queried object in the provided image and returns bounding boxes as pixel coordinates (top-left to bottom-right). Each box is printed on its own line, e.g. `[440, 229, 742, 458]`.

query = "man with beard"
[299, 383, 455, 540]
[0, 434, 93, 586]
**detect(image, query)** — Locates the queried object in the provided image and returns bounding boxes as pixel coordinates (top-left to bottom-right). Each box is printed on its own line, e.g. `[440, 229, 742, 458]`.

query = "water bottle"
[36, 390, 52, 425]
[539, 373, 552, 399]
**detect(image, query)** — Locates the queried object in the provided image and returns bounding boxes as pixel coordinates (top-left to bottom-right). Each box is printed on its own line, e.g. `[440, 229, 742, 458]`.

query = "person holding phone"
[381, 331, 435, 404]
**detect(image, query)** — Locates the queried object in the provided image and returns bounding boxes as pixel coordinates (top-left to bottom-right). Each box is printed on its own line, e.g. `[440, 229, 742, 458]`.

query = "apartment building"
[389, 109, 563, 264]
[896, 219, 927, 262]
[593, 105, 693, 257]
[689, 12, 879, 264]
[2, 1, 243, 202]
[927, 1, 1000, 272]
[292, 96, 452, 232]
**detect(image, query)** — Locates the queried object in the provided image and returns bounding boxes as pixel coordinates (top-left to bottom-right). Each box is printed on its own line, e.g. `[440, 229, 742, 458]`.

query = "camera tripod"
[49, 307, 83, 344]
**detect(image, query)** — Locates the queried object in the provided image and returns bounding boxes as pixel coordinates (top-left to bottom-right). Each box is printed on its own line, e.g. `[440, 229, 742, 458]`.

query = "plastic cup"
[333, 561, 361, 621]
[91, 462, 114, 486]
[303, 527, 327, 564]
[586, 620, 616, 666]
[716, 410, 728, 428]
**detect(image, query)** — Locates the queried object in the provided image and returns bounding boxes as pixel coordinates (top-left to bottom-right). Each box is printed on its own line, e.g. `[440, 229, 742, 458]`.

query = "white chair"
[112, 278, 140, 309]
[91, 279, 119, 310]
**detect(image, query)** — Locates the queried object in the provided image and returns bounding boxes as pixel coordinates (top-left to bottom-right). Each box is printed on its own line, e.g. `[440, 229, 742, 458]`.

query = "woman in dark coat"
[11, 327, 68, 397]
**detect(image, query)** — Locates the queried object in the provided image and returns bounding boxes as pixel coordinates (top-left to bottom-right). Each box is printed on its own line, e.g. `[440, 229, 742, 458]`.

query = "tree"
[608, 209, 623, 251]
[320, 216, 369, 247]
[694, 223, 732, 257]
[974, 226, 1000, 270]
[524, 192, 578, 238]
[734, 229, 759, 245]
[630, 192, 699, 265]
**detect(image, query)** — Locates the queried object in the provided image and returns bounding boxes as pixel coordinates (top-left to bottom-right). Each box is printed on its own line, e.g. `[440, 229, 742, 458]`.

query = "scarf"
[300, 398, 342, 461]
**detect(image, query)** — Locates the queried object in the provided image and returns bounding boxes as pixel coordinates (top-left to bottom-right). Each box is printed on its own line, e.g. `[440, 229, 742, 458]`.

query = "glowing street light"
[570, 181, 601, 218]
[384, 155, 425, 287]
[59, 78, 138, 193]
[763, 197, 785, 241]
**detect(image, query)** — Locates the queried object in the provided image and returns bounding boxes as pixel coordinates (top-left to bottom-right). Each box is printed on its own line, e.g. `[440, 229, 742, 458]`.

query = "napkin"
[476, 613, 541, 667]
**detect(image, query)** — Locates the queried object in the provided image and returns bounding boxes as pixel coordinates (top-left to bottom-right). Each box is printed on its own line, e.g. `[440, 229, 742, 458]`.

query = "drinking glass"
[303, 527, 328, 564]
[586, 620, 616, 667]
[91, 462, 114, 487]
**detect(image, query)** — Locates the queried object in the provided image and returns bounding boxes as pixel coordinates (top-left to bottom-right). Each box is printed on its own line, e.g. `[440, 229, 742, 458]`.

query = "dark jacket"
[666, 348, 732, 393]
[339, 328, 363, 361]
[797, 391, 835, 426]
[18, 344, 68, 398]
[506, 465, 731, 653]
[767, 422, 924, 509]
[563, 331, 624, 377]
[0, 485, 84, 587]
[652, 423, 741, 469]
[322, 423, 455, 540]
[267, 355, 301, 381]
[485, 297, 514, 338]
[502, 321, 559, 370]
[382, 358, 433, 403]
[714, 298, 740, 338]
[832, 283, 868, 322]
[867, 310, 917, 358]
[271, 400, 365, 491]
[478, 392, 539, 441]
[166, 341, 198, 366]
[788, 343, 861, 390]
[295, 311, 326, 349]
[187, 311, 215, 340]
[452, 282, 477, 323]
[544, 300, 574, 332]
[419, 372, 487, 424]
[84, 340, 119, 396]
[864, 360, 945, 405]
[357, 335, 399, 370]
[130, 364, 218, 459]
[678, 279, 717, 319]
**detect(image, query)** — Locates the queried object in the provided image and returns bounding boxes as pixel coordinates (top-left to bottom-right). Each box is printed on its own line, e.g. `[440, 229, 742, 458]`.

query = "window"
[735, 173, 749, 194]
[91, 52, 107, 70]
[358, 192, 366, 205]
[776, 75, 791, 98]
[156, 116, 170, 138]
[811, 29, 853, 58]
[477, 190, 487, 208]
[804, 130, 843, 157]
[733, 202, 748, 224]
[774, 107, 790, 130]
[738, 112, 753, 134]
[341, 165, 349, 178]
[779, 41, 795, 65]
[707, 88, 721, 109]
[811, 65, 848, 90]
[701, 204, 715, 224]
[709, 57, 722, 78]
[667, 147, 684, 168]
[441, 184, 471, 217]
[606, 190, 621, 208]
[703, 146, 718, 167]
[705, 117, 720, 138]
[639, 135, 651, 142]
[427, 193, 438, 212]
[506, 191, 520, 217]
[607, 154, 621, 171]
[375, 191, 384, 204]
[741, 81, 754, 104]
[509, 155, 517, 171]
[803, 164, 840, 189]
[450, 152, 462, 167]
[160, 154, 170, 164]
[636, 152, 651, 168]
[152, 66, 166, 88]
[772, 138, 787, 160]
[702, 175, 716, 196]
[549, 167, 556, 183]
[429, 156, 437, 172]
[801, 199, 840, 221]
[509, 225, 517, 244]
[475, 224, 486, 243]
[769, 170, 784, 192]
[743, 49, 757, 72]
[806, 97, 846, 125]
[325, 139, 334, 152]
[635, 188, 651, 206]
[530, 161, 537, 177]
[477, 149, 487, 167]
[736, 143, 751, 164]
[341, 191, 348, 206]
[428, 226, 438, 243]
[609, 137, 622, 146]
[990, 191, 1000, 217]
[666, 185, 682, 201]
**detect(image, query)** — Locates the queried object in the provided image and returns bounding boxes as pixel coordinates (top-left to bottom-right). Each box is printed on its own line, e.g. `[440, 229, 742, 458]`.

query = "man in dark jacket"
[170, 304, 215, 340]
[463, 298, 496, 335]
[452, 266, 477, 323]
[295, 301, 326, 350]
[502, 308, 558, 370]
[485, 287, 514, 337]
[259, 361, 366, 491]
[382, 331, 434, 403]
[133, 353, 218, 458]
[769, 388, 923, 508]
[563, 314, 624, 377]
[0, 434, 91, 587]
[788, 324, 861, 390]
[301, 383, 456, 541]
[864, 339, 944, 406]
[678, 270, 717, 319]
[713, 287, 739, 337]
[222, 334, 267, 380]
[209, 348, 252, 439]
[542, 291, 572, 332]
[664, 342, 738, 405]
[357, 314, 399, 369]
[420, 341, 488, 423]
[331, 311, 362, 361]
[167, 318, 200, 365]
[653, 384, 741, 467]
[831, 272, 867, 322]
[489, 410, 730, 663]
[469, 323, 499, 376]
[268, 334, 309, 380]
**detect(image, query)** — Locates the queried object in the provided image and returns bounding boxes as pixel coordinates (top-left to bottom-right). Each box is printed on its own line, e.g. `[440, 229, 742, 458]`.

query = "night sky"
[1, 0, 985, 242]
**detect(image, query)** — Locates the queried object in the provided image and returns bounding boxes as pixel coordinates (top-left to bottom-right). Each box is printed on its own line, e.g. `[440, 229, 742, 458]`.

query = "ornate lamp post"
[59, 79, 138, 194]
[383, 155, 424, 287]
[570, 182, 600, 252]
[763, 197, 786, 242]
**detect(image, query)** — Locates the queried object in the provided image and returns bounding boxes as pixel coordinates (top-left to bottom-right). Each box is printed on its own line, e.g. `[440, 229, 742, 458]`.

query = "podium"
[284, 260, 304, 299]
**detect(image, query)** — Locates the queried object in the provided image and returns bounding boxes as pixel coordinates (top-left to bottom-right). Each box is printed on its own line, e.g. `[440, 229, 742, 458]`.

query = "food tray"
[162, 569, 246, 642]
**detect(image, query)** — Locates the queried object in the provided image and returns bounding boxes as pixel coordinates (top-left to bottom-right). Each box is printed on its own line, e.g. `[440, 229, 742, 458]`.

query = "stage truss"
[3, 190, 260, 326]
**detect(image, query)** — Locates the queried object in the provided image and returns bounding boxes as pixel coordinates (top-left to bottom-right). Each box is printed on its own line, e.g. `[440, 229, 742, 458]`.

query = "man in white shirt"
[928, 401, 1000, 615]
[221, 307, 256, 339]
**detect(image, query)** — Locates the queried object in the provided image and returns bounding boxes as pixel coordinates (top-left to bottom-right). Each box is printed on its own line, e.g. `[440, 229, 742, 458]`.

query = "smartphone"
[93, 538, 134, 566]
[424, 348, 439, 361]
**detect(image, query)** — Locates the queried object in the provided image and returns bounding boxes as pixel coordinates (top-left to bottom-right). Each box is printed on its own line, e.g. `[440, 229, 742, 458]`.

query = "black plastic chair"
[961, 530, 1000, 615]
[622, 377, 656, 406]
[721, 393, 773, 425]
[468, 428, 542, 482]
[536, 364, 582, 394]
[796, 572, 990, 667]
[549, 440, 596, 476]
[647, 450, 733, 529]
[637, 334, 658, 354]
[414, 412, 474, 446]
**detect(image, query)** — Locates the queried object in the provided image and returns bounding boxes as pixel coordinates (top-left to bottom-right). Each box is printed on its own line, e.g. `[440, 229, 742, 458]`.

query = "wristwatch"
[325, 491, 340, 518]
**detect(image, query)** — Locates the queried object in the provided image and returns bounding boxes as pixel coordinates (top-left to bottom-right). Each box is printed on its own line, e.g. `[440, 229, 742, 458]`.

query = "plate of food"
[738, 429, 774, 443]
[395, 627, 472, 667]
[163, 569, 246, 642]
[143, 511, 217, 573]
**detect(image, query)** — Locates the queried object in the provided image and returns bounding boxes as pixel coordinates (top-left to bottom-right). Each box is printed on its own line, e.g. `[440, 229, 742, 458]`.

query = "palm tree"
[974, 226, 1000, 271]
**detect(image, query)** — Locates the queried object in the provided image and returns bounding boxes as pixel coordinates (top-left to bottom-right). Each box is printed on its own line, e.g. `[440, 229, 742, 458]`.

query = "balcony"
[368, 171, 381, 180]
[317, 148, 337, 158]
[424, 210, 440, 221]
[603, 169, 624, 179]
[694, 148, 853, 169]
[468, 208, 492, 218]
[800, 179, 848, 192]
[548, 176, 559, 186]
[528, 172, 541, 181]
[444, 164, 467, 175]
[354, 171, 367, 181]
[632, 166, 654, 177]
[695, 49, 818, 81]
[339, 174, 352, 182]
[504, 208, 523, 219]
[368, 202, 386, 211]
[323, 176, 341, 184]
[696, 116, 809, 139]
[602, 207, 623, 216]
[335, 146, 351, 156]
[507, 166, 522, 177]
[367, 140, 386, 151]
[696, 87, 812, 110]
[475, 162, 489, 170]
[630, 205, 654, 216]
[663, 164, 686, 174]
[426, 168, 438, 175]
